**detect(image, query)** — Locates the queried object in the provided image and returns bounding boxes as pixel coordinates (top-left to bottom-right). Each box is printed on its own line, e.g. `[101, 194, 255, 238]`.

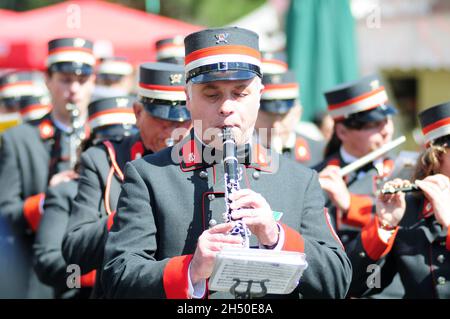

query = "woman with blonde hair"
[346, 101, 450, 298]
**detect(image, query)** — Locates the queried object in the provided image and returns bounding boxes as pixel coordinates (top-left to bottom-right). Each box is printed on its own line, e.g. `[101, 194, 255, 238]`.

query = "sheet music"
[209, 247, 308, 295]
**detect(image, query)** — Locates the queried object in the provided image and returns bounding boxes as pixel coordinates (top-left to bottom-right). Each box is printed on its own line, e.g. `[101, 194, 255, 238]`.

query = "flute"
[339, 136, 406, 177]
[380, 184, 420, 194]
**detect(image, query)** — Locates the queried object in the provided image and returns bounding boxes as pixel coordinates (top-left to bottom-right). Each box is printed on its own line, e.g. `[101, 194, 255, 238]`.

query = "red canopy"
[0, 0, 201, 70]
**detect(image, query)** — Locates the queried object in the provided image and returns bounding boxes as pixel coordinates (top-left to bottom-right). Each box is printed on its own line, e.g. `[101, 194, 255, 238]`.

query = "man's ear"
[133, 101, 143, 125]
[44, 72, 52, 90]
[185, 87, 192, 112]
[335, 122, 347, 142]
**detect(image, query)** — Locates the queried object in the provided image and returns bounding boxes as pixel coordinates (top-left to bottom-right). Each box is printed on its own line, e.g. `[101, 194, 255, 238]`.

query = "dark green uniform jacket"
[282, 133, 325, 168]
[314, 151, 404, 298]
[101, 131, 352, 299]
[62, 134, 149, 297]
[0, 114, 71, 298]
[33, 179, 92, 299]
[347, 194, 450, 298]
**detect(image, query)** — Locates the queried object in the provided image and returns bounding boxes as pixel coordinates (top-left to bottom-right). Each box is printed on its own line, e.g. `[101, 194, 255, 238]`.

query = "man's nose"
[69, 81, 81, 93]
[219, 98, 236, 116]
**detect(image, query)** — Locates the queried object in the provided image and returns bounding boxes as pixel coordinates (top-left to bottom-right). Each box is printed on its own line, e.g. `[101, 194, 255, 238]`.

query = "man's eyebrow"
[202, 84, 219, 90]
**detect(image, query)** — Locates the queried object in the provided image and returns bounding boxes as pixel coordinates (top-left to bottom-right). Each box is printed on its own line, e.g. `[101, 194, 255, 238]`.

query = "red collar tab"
[131, 141, 145, 160]
[38, 119, 55, 140]
[247, 143, 273, 172]
[295, 136, 311, 162]
[179, 138, 204, 171]
[327, 157, 341, 167]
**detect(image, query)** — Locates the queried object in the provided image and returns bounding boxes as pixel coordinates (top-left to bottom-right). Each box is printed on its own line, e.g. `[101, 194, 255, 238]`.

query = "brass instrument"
[222, 127, 250, 248]
[65, 103, 85, 169]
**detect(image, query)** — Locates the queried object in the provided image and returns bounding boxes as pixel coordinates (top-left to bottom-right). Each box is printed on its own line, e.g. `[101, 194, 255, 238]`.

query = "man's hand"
[318, 165, 351, 211]
[377, 179, 407, 227]
[48, 170, 79, 187]
[189, 223, 242, 285]
[229, 189, 279, 247]
[416, 174, 450, 228]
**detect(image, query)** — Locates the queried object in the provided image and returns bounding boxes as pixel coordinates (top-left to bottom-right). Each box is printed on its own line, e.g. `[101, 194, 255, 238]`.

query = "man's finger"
[208, 222, 234, 234]
[207, 233, 243, 244]
[229, 188, 254, 201]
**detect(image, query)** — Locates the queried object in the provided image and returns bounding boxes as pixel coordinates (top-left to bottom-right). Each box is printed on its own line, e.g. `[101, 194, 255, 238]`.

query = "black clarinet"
[222, 127, 250, 248]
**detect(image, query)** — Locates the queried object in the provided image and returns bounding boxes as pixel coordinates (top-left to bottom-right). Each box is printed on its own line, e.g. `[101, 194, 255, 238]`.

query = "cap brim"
[142, 101, 191, 122]
[260, 99, 295, 114]
[92, 124, 138, 142]
[347, 104, 397, 123]
[49, 62, 93, 76]
[190, 70, 258, 84]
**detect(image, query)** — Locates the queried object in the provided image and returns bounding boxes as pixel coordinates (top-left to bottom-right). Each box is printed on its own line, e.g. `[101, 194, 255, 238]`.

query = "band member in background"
[62, 62, 191, 298]
[260, 51, 288, 75]
[33, 96, 136, 299]
[92, 57, 134, 101]
[255, 70, 325, 167]
[314, 74, 405, 298]
[347, 101, 450, 298]
[0, 70, 50, 119]
[0, 37, 95, 298]
[315, 74, 397, 245]
[101, 27, 351, 299]
[155, 35, 185, 65]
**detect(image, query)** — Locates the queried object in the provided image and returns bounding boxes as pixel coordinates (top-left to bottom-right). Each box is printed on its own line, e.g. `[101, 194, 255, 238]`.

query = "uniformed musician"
[100, 27, 351, 299]
[347, 101, 450, 298]
[255, 70, 325, 167]
[62, 62, 191, 298]
[33, 96, 136, 299]
[0, 37, 95, 298]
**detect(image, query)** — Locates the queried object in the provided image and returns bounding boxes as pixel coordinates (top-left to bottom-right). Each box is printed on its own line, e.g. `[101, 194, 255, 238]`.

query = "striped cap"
[156, 35, 185, 65]
[18, 95, 52, 122]
[138, 62, 190, 122]
[0, 71, 47, 99]
[260, 71, 299, 114]
[0, 71, 49, 112]
[88, 96, 136, 136]
[184, 27, 262, 84]
[324, 74, 396, 122]
[419, 102, 450, 145]
[97, 57, 133, 76]
[261, 51, 288, 75]
[47, 38, 95, 75]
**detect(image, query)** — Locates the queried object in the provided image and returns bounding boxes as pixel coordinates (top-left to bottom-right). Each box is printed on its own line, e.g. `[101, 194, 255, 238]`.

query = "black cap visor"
[140, 97, 191, 122]
[260, 99, 295, 114]
[92, 124, 138, 143]
[188, 62, 261, 84]
[48, 62, 93, 76]
[343, 104, 397, 128]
